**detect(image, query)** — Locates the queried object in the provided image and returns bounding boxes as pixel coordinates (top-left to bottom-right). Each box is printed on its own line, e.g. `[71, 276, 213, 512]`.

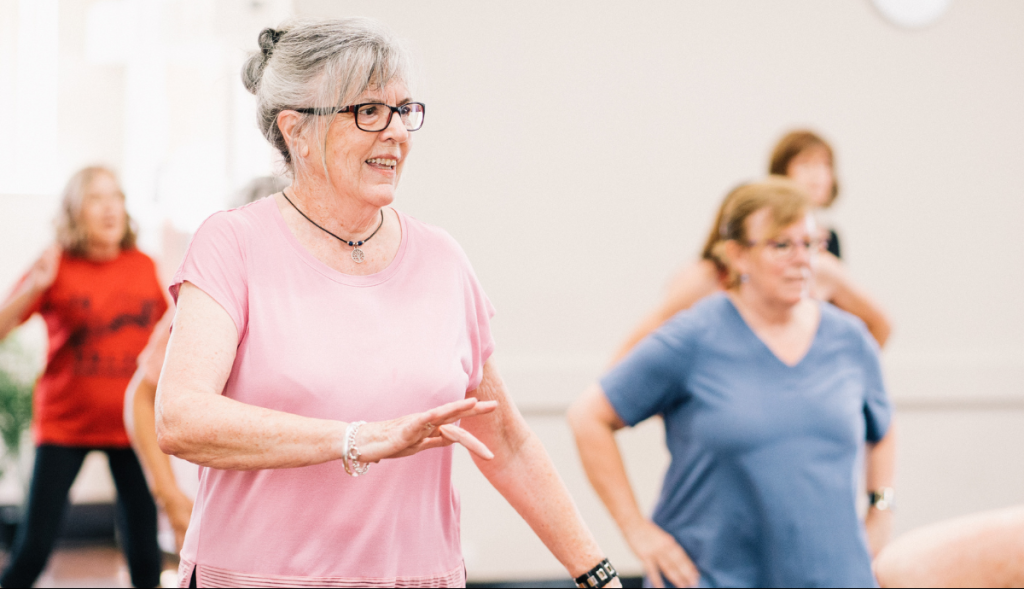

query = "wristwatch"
[575, 559, 618, 589]
[868, 487, 895, 512]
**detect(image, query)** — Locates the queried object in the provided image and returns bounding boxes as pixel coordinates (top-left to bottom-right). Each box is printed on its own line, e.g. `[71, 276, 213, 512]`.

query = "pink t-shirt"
[169, 197, 495, 588]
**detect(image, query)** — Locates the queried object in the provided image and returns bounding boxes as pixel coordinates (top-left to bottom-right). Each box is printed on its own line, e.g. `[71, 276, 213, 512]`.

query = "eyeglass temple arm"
[292, 106, 351, 115]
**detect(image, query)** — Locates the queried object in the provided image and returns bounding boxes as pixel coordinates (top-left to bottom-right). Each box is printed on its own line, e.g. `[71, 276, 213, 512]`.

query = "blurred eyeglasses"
[746, 237, 827, 260]
[294, 102, 426, 132]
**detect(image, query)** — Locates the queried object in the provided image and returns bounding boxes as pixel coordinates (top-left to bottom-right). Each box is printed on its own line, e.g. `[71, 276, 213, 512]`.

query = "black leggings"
[0, 444, 162, 588]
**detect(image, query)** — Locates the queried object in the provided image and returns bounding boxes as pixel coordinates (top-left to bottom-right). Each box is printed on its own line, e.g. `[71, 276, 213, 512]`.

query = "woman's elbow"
[567, 395, 604, 442]
[154, 393, 189, 456]
[566, 398, 588, 437]
[155, 415, 182, 456]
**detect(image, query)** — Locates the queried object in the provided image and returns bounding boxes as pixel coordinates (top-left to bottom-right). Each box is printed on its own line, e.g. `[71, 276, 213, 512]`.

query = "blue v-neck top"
[602, 293, 892, 588]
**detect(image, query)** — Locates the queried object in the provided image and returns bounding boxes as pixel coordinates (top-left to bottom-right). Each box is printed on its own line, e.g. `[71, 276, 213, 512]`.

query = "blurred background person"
[613, 130, 891, 361]
[156, 19, 620, 588]
[0, 166, 165, 588]
[123, 175, 288, 556]
[570, 177, 896, 588]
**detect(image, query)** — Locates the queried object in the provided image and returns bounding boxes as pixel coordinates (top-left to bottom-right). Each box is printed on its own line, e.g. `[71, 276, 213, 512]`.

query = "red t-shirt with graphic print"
[15, 249, 167, 448]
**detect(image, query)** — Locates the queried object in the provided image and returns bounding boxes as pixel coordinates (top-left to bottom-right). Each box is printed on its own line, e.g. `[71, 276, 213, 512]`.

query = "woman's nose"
[379, 112, 410, 142]
[792, 244, 814, 266]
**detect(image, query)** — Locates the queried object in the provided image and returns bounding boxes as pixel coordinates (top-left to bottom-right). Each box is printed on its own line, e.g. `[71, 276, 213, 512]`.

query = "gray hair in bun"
[241, 18, 412, 174]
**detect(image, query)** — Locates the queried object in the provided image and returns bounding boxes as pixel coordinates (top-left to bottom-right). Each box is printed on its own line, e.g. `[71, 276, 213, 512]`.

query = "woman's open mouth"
[366, 157, 397, 171]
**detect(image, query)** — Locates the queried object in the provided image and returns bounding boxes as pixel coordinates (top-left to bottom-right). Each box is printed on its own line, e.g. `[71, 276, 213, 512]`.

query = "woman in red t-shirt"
[0, 166, 166, 588]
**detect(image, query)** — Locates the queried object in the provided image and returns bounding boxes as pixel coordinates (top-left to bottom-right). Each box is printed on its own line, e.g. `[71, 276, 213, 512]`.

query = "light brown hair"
[701, 176, 811, 288]
[769, 130, 839, 206]
[55, 166, 136, 256]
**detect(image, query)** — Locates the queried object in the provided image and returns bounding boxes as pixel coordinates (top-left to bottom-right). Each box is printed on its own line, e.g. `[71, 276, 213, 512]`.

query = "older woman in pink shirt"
[156, 18, 619, 589]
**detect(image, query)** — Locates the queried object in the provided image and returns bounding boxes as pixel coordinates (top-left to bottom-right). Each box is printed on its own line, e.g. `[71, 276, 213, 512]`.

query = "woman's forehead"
[794, 145, 832, 165]
[352, 81, 410, 103]
[83, 173, 123, 197]
[748, 209, 814, 238]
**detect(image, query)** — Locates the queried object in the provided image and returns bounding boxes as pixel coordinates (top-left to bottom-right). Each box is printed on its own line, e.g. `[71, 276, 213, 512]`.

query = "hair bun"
[258, 28, 282, 57]
[243, 28, 285, 96]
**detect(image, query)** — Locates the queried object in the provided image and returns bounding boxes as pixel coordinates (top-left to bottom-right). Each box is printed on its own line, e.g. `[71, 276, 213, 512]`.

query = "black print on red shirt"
[68, 299, 162, 378]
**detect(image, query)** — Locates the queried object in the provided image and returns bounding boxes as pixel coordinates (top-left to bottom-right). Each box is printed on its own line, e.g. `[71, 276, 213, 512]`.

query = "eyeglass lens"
[768, 239, 825, 258]
[355, 103, 425, 132]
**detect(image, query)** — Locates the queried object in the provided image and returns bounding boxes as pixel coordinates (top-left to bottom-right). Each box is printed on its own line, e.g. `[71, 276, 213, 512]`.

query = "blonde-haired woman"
[0, 166, 165, 588]
[570, 178, 896, 587]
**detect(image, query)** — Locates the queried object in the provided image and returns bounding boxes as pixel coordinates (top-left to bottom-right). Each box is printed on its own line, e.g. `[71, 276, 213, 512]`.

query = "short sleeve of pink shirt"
[169, 197, 494, 588]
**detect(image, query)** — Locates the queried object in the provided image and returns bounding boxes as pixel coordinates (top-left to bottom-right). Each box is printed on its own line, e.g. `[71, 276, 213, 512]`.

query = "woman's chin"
[353, 184, 397, 208]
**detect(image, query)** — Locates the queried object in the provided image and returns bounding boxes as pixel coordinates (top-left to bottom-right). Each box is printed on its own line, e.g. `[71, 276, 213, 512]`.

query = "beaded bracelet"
[342, 421, 370, 477]
[574, 558, 618, 589]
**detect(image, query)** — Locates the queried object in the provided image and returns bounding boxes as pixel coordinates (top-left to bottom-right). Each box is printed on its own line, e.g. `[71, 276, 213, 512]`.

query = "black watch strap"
[575, 559, 618, 588]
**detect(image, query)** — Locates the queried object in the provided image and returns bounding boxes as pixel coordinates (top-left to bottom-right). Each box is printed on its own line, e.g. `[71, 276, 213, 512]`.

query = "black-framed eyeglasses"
[293, 102, 426, 132]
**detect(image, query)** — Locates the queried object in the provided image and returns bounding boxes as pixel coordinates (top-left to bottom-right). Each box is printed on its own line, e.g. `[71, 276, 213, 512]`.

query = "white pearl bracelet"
[342, 421, 370, 477]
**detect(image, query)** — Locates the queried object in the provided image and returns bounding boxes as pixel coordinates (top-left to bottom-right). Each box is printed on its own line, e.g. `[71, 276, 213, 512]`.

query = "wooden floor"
[1, 545, 180, 588]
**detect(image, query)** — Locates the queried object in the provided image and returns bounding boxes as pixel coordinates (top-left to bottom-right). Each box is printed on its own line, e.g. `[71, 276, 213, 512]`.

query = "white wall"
[0, 0, 1022, 582]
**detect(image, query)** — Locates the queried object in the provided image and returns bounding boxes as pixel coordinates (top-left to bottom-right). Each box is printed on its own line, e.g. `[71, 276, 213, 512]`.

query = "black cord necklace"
[282, 189, 384, 264]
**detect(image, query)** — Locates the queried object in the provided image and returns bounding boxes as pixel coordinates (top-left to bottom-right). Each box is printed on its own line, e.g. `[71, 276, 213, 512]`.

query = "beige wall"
[0, 0, 1022, 582]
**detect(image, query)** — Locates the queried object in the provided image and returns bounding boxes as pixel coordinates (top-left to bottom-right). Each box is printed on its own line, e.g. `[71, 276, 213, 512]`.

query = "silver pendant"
[351, 248, 365, 264]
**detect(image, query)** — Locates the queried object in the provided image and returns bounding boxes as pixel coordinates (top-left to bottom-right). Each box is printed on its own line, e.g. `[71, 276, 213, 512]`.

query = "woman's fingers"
[643, 560, 666, 589]
[438, 424, 494, 460]
[416, 398, 480, 428]
[657, 538, 699, 588]
[661, 549, 699, 588]
[433, 400, 498, 427]
[415, 399, 498, 433]
[368, 398, 501, 462]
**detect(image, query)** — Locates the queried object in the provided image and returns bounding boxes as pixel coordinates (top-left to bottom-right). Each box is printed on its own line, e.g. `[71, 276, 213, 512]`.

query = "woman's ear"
[277, 110, 309, 158]
[723, 240, 749, 278]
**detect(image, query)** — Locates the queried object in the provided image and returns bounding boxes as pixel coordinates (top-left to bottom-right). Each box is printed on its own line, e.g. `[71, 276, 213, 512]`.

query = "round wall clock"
[871, 0, 953, 29]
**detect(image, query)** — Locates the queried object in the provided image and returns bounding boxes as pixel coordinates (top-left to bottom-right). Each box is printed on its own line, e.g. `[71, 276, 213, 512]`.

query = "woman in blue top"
[570, 177, 896, 588]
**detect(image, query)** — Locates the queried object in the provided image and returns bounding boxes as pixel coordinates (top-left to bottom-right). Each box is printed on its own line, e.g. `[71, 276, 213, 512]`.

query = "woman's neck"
[287, 179, 384, 239]
[85, 242, 121, 262]
[730, 286, 802, 327]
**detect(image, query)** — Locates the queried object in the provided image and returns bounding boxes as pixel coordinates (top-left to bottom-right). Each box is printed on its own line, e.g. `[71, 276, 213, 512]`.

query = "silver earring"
[740, 274, 750, 284]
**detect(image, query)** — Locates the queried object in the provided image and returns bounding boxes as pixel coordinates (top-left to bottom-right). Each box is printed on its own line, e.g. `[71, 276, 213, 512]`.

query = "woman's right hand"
[161, 489, 194, 552]
[625, 519, 700, 588]
[356, 397, 499, 463]
[28, 245, 61, 293]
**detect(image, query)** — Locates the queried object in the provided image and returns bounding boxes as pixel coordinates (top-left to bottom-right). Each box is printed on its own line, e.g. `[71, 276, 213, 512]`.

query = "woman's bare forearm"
[568, 386, 647, 533]
[821, 257, 892, 348]
[0, 282, 41, 341]
[463, 361, 607, 578]
[867, 423, 897, 492]
[156, 383, 346, 470]
[476, 432, 606, 577]
[131, 374, 194, 502]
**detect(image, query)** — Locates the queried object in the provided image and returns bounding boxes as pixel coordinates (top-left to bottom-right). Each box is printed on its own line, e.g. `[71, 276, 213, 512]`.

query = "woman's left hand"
[866, 508, 894, 557]
[355, 397, 499, 463]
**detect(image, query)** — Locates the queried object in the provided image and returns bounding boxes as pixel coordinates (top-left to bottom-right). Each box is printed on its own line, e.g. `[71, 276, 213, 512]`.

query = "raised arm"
[813, 253, 892, 347]
[0, 246, 60, 341]
[460, 361, 620, 586]
[568, 384, 699, 588]
[156, 282, 497, 470]
[611, 261, 720, 363]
